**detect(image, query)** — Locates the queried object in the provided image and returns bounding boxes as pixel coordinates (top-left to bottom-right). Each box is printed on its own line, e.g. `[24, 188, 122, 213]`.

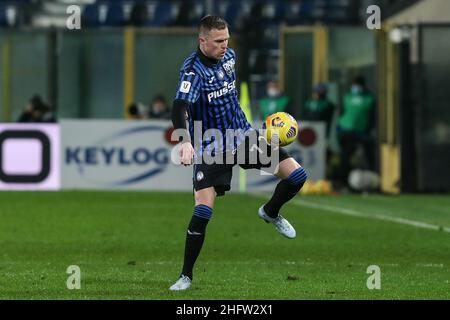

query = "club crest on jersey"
[222, 58, 235, 75]
[217, 70, 224, 80]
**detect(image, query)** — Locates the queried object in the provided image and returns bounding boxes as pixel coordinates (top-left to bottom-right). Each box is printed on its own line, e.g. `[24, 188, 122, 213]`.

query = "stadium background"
[0, 0, 449, 300]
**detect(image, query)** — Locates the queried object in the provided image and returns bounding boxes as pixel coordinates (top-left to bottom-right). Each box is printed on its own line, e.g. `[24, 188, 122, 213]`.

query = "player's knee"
[286, 167, 308, 186]
[194, 188, 215, 208]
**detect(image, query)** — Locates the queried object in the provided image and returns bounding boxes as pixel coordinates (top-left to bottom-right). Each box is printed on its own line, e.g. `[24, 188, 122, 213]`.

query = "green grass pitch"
[0, 191, 448, 300]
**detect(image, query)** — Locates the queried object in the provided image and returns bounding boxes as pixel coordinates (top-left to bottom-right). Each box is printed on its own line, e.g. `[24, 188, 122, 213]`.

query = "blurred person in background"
[17, 95, 56, 123]
[127, 102, 149, 120]
[303, 83, 337, 181]
[149, 94, 170, 119]
[257, 80, 290, 120]
[127, 2, 149, 27]
[337, 75, 375, 190]
[302, 83, 335, 137]
[236, 2, 266, 81]
[171, 1, 193, 26]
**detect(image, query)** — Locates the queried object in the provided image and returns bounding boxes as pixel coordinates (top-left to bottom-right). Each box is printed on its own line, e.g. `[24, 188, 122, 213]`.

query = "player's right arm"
[172, 69, 202, 166]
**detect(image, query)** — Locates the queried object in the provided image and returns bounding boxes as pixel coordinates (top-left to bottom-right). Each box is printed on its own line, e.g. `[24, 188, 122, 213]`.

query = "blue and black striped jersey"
[175, 47, 252, 155]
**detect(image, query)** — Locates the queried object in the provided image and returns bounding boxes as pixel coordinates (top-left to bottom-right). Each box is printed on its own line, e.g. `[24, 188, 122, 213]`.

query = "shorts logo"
[196, 171, 204, 181]
[180, 81, 191, 93]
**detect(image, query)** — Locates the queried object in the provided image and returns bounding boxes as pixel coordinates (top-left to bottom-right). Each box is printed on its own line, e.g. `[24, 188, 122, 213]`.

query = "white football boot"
[169, 275, 192, 291]
[258, 206, 296, 239]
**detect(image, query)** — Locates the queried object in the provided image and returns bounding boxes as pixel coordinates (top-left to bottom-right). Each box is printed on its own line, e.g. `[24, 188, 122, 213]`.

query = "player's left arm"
[172, 69, 202, 141]
[172, 69, 202, 165]
[171, 100, 195, 166]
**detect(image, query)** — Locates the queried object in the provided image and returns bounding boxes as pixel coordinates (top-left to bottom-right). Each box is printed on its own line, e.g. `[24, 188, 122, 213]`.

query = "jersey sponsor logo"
[207, 80, 236, 102]
[180, 81, 192, 93]
[223, 58, 235, 75]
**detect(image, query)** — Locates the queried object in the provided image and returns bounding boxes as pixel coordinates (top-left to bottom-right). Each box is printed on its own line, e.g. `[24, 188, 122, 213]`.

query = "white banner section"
[61, 120, 192, 190]
[61, 120, 325, 191]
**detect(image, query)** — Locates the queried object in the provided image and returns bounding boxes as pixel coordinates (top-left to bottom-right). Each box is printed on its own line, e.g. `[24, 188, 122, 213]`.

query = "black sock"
[264, 168, 307, 218]
[181, 207, 211, 280]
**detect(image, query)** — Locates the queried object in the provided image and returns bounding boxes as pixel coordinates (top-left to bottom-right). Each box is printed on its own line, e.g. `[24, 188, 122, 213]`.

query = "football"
[262, 112, 299, 147]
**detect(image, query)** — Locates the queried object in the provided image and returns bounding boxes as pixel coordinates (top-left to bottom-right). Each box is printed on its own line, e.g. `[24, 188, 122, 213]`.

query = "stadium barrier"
[0, 120, 325, 191]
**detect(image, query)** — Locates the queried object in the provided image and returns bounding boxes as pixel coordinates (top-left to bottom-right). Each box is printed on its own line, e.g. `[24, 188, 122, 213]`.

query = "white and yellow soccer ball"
[262, 112, 299, 147]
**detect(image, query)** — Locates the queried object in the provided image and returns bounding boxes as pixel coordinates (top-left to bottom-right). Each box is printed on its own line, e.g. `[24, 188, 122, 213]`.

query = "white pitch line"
[253, 194, 450, 233]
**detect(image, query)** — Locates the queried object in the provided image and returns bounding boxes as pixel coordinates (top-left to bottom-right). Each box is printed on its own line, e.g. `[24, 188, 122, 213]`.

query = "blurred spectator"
[237, 2, 266, 80]
[171, 1, 191, 26]
[127, 3, 149, 26]
[337, 76, 375, 189]
[302, 83, 335, 137]
[257, 80, 290, 120]
[149, 94, 170, 119]
[17, 95, 56, 123]
[127, 102, 149, 120]
[303, 83, 337, 181]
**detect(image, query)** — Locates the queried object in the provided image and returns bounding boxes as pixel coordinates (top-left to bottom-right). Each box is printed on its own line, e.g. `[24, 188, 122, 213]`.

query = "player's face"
[200, 27, 229, 60]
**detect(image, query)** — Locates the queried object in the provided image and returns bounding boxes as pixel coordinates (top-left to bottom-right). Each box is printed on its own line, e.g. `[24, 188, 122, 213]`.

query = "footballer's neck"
[197, 47, 220, 67]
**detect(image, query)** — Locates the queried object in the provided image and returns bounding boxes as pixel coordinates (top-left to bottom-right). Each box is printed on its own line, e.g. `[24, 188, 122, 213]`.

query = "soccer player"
[169, 16, 308, 291]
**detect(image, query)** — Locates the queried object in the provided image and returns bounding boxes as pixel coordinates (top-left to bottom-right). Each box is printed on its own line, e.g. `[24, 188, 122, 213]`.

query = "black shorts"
[192, 135, 291, 196]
